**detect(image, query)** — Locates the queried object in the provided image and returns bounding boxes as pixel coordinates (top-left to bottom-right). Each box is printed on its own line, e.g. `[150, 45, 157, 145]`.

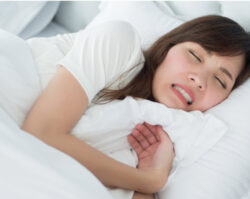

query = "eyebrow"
[200, 47, 234, 81]
[197, 45, 235, 81]
[220, 67, 233, 81]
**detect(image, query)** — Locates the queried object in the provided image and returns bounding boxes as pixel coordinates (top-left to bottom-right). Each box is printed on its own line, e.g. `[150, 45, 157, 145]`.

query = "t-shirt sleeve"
[57, 21, 144, 104]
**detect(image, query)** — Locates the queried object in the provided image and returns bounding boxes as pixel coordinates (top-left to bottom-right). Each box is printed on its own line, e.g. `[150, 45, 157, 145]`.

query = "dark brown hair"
[94, 15, 250, 104]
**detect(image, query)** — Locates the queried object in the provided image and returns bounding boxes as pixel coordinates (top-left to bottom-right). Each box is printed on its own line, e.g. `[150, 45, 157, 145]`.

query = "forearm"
[23, 129, 161, 193]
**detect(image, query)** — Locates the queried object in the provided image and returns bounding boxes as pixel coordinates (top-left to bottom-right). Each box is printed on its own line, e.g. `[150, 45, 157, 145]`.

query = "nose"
[188, 73, 207, 90]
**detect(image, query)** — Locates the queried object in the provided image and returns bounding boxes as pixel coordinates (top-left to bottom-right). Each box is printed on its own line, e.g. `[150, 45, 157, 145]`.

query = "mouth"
[171, 83, 195, 105]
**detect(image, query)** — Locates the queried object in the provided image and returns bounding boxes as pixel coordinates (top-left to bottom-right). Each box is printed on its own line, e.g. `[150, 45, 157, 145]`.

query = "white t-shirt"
[27, 21, 145, 104]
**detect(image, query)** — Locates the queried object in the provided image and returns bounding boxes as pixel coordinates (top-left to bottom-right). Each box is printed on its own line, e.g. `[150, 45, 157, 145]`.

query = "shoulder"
[80, 20, 144, 71]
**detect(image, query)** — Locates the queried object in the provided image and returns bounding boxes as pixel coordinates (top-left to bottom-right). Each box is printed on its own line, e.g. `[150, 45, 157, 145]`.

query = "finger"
[156, 126, 174, 147]
[136, 123, 157, 144]
[144, 122, 158, 132]
[144, 123, 163, 142]
[132, 128, 150, 149]
[155, 125, 166, 141]
[143, 123, 158, 144]
[144, 122, 159, 143]
[128, 134, 143, 155]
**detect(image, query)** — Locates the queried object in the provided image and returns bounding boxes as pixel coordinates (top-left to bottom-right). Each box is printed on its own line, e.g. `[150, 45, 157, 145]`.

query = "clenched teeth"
[172, 84, 192, 105]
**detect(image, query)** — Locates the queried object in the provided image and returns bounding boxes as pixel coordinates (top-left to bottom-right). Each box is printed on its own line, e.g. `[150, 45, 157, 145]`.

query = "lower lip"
[170, 85, 188, 106]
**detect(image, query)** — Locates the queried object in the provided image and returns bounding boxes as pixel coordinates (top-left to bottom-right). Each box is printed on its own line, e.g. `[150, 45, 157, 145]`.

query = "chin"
[159, 99, 184, 110]
[154, 93, 187, 110]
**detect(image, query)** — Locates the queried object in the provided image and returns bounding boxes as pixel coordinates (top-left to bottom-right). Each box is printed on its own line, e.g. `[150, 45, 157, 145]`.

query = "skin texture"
[152, 42, 244, 112]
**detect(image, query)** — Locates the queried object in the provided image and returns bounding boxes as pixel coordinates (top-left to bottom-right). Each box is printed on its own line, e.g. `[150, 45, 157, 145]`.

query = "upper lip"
[174, 83, 195, 103]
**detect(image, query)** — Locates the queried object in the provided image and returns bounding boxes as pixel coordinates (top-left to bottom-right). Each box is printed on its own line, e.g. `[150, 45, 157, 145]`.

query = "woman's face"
[152, 42, 245, 112]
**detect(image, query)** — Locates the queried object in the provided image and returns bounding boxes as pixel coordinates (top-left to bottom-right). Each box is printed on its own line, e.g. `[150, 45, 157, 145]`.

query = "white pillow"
[165, 1, 250, 31]
[0, 2, 60, 39]
[88, 1, 183, 50]
[0, 29, 41, 126]
[88, 2, 250, 198]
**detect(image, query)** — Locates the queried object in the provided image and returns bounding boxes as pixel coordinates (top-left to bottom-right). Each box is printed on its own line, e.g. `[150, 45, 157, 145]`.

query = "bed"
[0, 1, 250, 199]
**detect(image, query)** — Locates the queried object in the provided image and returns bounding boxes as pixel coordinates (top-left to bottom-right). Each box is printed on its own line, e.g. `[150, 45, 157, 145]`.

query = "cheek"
[153, 50, 190, 93]
[160, 50, 189, 76]
[200, 89, 228, 111]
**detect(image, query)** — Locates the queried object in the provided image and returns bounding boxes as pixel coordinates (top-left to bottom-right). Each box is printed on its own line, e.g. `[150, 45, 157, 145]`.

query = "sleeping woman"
[22, 15, 250, 199]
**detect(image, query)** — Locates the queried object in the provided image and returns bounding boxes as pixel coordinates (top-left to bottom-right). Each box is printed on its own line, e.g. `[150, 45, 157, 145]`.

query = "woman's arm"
[132, 192, 155, 199]
[22, 66, 165, 193]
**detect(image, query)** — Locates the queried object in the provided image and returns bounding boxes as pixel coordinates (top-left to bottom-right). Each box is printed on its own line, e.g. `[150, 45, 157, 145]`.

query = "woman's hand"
[128, 122, 175, 190]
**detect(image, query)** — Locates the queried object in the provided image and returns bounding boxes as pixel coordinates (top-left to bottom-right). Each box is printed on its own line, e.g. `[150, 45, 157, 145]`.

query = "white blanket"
[0, 105, 113, 199]
[71, 96, 228, 199]
[0, 29, 113, 199]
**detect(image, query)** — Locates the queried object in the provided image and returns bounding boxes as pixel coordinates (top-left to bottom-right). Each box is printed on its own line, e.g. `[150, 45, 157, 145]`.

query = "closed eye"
[189, 50, 202, 62]
[215, 76, 226, 89]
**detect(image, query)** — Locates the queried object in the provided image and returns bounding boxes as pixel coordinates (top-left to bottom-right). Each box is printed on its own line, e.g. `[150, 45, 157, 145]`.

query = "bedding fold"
[71, 96, 228, 186]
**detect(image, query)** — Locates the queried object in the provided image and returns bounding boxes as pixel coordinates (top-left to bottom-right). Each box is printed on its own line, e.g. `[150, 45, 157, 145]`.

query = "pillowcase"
[87, 2, 250, 199]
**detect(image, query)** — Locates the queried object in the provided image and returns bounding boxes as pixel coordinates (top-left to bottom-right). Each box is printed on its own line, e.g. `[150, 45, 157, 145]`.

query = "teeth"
[172, 84, 192, 105]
